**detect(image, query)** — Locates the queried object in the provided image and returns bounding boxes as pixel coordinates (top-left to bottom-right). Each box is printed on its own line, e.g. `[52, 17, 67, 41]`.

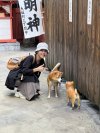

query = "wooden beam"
[0, 39, 16, 43]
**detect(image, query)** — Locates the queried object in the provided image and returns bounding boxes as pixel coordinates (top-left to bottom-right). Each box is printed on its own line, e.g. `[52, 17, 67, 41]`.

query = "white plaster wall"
[0, 19, 11, 39]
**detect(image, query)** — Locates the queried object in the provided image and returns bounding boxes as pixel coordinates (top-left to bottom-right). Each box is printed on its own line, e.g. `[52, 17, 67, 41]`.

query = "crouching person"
[15, 42, 49, 100]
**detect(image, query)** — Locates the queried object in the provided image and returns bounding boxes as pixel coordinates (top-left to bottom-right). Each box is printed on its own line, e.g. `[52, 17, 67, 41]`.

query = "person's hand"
[33, 64, 45, 72]
[37, 64, 45, 72]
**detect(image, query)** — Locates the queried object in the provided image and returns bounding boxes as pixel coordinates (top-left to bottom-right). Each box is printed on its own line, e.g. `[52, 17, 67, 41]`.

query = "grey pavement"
[0, 48, 100, 133]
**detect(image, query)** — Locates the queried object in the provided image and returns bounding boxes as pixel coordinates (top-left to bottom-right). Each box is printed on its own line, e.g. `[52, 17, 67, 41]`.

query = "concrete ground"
[0, 48, 100, 133]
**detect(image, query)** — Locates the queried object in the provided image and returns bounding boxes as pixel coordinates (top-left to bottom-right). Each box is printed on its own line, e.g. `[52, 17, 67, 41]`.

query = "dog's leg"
[66, 92, 70, 105]
[48, 90, 50, 98]
[47, 81, 52, 98]
[71, 98, 75, 109]
[55, 83, 58, 98]
[47, 79, 50, 98]
[77, 97, 81, 109]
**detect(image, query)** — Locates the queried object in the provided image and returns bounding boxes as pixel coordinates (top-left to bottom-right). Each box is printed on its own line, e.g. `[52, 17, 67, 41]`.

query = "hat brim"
[35, 48, 49, 53]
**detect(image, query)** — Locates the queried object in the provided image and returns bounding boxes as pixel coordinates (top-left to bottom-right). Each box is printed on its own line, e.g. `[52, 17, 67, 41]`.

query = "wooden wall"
[44, 0, 100, 106]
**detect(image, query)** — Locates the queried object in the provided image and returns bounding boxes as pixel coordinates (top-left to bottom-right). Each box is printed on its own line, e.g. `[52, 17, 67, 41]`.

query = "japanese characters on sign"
[87, 0, 92, 25]
[69, 0, 72, 22]
[18, 0, 44, 38]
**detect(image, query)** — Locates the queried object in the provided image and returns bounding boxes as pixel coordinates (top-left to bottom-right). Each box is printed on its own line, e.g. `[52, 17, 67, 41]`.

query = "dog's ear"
[60, 72, 63, 76]
[71, 81, 75, 86]
[65, 81, 69, 88]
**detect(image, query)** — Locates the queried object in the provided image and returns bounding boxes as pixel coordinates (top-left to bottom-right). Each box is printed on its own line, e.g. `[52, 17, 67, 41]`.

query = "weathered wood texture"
[44, 0, 100, 106]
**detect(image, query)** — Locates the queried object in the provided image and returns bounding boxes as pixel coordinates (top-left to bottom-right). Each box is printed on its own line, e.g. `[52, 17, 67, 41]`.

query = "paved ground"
[0, 48, 100, 133]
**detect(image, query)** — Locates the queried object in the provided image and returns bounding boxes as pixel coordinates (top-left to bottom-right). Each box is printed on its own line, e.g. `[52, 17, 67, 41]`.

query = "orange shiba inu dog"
[65, 81, 80, 109]
[47, 63, 63, 98]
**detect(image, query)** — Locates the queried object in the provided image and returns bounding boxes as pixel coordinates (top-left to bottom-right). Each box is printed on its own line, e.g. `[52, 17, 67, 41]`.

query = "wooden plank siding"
[44, 0, 100, 106]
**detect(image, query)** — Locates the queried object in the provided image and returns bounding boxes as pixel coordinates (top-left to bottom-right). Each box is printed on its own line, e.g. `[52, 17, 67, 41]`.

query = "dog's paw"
[77, 106, 81, 110]
[72, 107, 75, 110]
[55, 95, 58, 98]
[67, 102, 70, 106]
[48, 95, 50, 98]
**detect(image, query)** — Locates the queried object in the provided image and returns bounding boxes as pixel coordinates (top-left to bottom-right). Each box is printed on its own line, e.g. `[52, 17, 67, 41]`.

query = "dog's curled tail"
[52, 63, 61, 71]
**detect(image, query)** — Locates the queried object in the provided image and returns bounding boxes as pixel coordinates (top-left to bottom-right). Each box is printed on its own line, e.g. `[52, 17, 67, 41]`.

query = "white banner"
[18, 0, 44, 38]
[87, 0, 92, 25]
[69, 0, 72, 22]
